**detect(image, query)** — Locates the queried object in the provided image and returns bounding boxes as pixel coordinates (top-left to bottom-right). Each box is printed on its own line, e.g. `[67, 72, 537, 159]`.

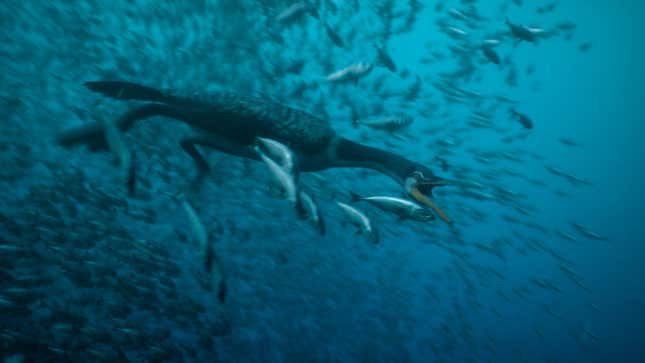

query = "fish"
[356, 116, 413, 133]
[558, 137, 582, 147]
[276, 2, 317, 24]
[204, 242, 227, 303]
[173, 192, 207, 249]
[255, 137, 296, 175]
[103, 117, 130, 170]
[299, 190, 326, 235]
[578, 42, 592, 52]
[509, 108, 533, 129]
[481, 45, 501, 65]
[570, 222, 607, 241]
[556, 21, 577, 32]
[164, 192, 227, 303]
[537, 1, 558, 14]
[446, 26, 468, 38]
[336, 201, 379, 244]
[448, 8, 469, 21]
[582, 326, 599, 342]
[375, 44, 397, 72]
[256, 147, 300, 208]
[350, 191, 435, 222]
[505, 18, 537, 43]
[324, 62, 373, 85]
[545, 166, 592, 186]
[323, 22, 344, 48]
[284, 58, 305, 74]
[556, 229, 577, 242]
[103, 117, 136, 193]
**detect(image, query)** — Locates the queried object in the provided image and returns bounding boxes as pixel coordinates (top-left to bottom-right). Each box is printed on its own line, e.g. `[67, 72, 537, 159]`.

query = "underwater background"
[1, 0, 643, 362]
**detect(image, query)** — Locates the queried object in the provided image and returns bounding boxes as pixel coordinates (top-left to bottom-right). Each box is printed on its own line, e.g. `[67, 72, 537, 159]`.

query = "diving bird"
[58, 81, 451, 222]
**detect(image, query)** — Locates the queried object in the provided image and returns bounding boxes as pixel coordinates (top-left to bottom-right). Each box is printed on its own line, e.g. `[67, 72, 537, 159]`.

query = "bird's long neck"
[331, 138, 416, 184]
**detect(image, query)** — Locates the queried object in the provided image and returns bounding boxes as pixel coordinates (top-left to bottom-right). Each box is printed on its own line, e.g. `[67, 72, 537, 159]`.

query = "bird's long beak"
[406, 178, 452, 224]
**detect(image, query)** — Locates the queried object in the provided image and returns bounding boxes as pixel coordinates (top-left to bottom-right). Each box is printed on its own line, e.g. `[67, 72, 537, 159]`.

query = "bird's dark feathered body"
[77, 81, 336, 154]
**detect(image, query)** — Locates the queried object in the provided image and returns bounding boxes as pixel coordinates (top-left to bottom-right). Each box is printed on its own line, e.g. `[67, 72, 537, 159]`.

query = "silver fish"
[350, 192, 435, 221]
[325, 62, 373, 84]
[164, 192, 226, 302]
[103, 117, 136, 193]
[299, 190, 325, 235]
[276, 3, 310, 24]
[255, 137, 296, 175]
[257, 148, 299, 206]
[356, 116, 413, 133]
[336, 201, 378, 243]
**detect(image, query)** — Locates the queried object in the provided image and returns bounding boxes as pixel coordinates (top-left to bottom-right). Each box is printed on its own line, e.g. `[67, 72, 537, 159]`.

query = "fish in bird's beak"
[404, 171, 452, 223]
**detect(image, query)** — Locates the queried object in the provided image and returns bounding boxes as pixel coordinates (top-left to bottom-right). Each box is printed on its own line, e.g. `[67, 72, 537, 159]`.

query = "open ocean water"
[1, 1, 643, 362]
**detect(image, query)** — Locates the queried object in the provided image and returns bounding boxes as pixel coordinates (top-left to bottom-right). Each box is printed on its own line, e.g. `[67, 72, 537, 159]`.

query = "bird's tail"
[58, 103, 182, 151]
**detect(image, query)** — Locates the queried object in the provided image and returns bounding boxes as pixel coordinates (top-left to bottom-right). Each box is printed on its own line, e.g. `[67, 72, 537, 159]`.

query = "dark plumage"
[81, 81, 335, 154]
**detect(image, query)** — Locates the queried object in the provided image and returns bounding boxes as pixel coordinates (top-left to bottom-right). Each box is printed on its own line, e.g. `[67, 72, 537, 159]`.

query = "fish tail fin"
[349, 191, 363, 202]
[84, 81, 169, 103]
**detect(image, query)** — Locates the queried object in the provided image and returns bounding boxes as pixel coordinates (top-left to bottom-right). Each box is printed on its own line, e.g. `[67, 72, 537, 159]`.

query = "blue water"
[1, 1, 643, 362]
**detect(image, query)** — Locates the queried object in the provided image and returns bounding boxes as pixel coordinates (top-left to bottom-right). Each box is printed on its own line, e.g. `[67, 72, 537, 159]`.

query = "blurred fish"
[350, 191, 435, 222]
[336, 201, 379, 243]
[164, 192, 227, 302]
[536, 1, 558, 14]
[103, 117, 136, 194]
[545, 166, 592, 186]
[570, 222, 607, 241]
[505, 18, 537, 43]
[481, 45, 501, 65]
[556, 21, 578, 32]
[256, 146, 301, 210]
[578, 41, 592, 52]
[556, 229, 577, 242]
[170, 192, 207, 248]
[448, 8, 469, 21]
[276, 2, 318, 24]
[325, 62, 373, 85]
[375, 44, 397, 72]
[285, 58, 306, 74]
[299, 190, 325, 235]
[255, 137, 296, 175]
[509, 108, 533, 129]
[445, 26, 468, 39]
[558, 137, 582, 147]
[204, 242, 227, 303]
[323, 22, 344, 48]
[355, 115, 413, 133]
[403, 75, 422, 101]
